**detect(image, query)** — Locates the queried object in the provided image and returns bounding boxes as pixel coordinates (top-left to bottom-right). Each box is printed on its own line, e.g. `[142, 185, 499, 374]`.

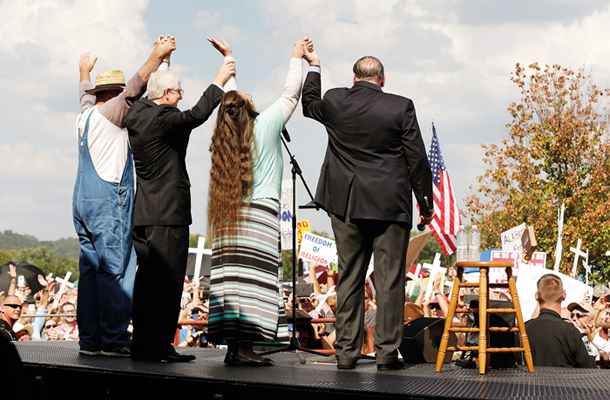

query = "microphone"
[282, 128, 291, 142]
[417, 196, 431, 231]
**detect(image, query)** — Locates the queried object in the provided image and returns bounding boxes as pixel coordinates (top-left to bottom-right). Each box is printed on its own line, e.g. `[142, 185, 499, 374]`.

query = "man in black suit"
[302, 50, 435, 370]
[125, 58, 235, 362]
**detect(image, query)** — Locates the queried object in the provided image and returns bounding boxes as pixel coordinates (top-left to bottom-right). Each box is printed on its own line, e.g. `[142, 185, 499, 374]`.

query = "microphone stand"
[262, 133, 328, 363]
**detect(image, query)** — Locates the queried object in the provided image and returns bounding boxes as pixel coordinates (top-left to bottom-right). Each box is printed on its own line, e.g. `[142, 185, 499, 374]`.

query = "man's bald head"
[2, 295, 20, 306]
[1, 295, 22, 325]
[353, 56, 385, 86]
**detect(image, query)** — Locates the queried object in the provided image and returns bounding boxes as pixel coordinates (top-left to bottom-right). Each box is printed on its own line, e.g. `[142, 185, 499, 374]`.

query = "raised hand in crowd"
[594, 294, 610, 328]
[576, 318, 597, 342]
[414, 276, 426, 307]
[7, 263, 17, 296]
[326, 264, 336, 289]
[14, 285, 31, 305]
[422, 296, 431, 317]
[36, 274, 51, 310]
[191, 277, 201, 307]
[447, 266, 456, 281]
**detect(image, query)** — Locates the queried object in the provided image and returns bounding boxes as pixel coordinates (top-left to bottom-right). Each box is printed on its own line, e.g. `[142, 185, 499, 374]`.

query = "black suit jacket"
[125, 84, 224, 226]
[302, 72, 433, 223]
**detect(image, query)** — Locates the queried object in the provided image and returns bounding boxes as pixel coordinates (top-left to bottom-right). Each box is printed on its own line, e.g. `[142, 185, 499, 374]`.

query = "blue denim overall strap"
[72, 108, 136, 350]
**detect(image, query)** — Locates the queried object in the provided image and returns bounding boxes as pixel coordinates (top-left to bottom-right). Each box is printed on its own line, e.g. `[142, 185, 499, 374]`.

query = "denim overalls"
[72, 108, 136, 351]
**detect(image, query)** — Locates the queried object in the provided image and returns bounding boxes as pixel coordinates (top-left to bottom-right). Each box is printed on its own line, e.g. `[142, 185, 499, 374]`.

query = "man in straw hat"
[73, 35, 176, 358]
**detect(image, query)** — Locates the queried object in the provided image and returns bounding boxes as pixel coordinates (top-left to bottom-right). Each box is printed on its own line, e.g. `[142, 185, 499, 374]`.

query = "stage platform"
[13, 341, 610, 400]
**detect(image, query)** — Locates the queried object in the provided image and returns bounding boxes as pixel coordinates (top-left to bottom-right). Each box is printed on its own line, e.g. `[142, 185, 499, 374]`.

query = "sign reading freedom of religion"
[298, 232, 337, 266]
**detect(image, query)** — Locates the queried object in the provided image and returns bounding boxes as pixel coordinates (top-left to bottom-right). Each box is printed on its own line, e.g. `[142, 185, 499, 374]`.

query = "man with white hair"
[73, 36, 175, 358]
[125, 52, 235, 363]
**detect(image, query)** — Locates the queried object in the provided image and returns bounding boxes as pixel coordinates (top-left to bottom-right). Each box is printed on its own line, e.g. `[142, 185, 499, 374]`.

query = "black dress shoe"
[226, 352, 274, 366]
[336, 360, 357, 370]
[377, 360, 406, 371]
[164, 351, 196, 362]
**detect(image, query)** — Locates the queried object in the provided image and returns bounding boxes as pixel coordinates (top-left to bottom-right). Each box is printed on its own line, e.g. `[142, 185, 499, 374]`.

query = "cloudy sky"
[1, 0, 609, 243]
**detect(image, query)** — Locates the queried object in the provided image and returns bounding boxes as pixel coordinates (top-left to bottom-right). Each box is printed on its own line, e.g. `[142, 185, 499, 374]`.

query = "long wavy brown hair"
[208, 91, 258, 238]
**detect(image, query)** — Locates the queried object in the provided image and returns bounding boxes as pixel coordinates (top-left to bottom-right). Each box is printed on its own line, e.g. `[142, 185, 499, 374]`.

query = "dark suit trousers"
[131, 225, 189, 357]
[330, 213, 410, 365]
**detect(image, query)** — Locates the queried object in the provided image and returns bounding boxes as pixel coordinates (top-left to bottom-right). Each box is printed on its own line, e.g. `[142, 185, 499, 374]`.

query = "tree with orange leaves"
[466, 62, 610, 284]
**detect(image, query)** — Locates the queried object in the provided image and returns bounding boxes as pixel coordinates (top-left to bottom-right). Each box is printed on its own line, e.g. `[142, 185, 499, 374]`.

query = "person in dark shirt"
[0, 295, 21, 341]
[525, 273, 596, 368]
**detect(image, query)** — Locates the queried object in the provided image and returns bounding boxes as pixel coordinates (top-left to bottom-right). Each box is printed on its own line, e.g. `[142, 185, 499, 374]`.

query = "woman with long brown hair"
[207, 36, 312, 366]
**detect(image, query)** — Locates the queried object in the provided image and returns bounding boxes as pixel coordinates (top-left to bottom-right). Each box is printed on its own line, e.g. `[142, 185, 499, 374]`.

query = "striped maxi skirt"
[208, 199, 289, 344]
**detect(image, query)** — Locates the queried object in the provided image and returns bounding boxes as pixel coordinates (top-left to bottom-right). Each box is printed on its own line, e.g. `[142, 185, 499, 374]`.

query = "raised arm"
[99, 36, 176, 127]
[137, 35, 176, 83]
[301, 45, 324, 122]
[78, 52, 98, 112]
[207, 37, 236, 91]
[276, 36, 311, 123]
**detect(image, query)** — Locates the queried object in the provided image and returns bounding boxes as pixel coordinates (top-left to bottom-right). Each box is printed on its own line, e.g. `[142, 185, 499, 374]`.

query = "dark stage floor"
[13, 341, 610, 400]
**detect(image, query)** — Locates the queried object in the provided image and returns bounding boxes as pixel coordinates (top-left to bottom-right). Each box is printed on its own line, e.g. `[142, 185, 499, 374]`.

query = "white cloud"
[3, 0, 610, 240]
[0, 0, 151, 239]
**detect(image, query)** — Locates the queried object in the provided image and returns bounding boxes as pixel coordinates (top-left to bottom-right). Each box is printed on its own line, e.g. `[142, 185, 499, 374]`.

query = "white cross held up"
[188, 236, 211, 283]
[406, 263, 422, 297]
[421, 253, 447, 300]
[186, 236, 211, 301]
[569, 239, 587, 279]
[52, 271, 75, 309]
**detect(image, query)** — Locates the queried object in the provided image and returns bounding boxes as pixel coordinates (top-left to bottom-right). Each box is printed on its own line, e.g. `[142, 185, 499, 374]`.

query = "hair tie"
[225, 105, 236, 117]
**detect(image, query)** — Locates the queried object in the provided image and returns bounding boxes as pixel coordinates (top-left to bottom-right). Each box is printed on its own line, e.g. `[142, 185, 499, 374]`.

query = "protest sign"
[501, 223, 526, 252]
[297, 220, 311, 246]
[489, 250, 546, 284]
[298, 232, 337, 266]
[280, 180, 294, 250]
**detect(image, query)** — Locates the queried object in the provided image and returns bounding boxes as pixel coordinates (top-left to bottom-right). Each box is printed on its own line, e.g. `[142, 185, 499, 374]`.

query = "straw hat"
[13, 322, 34, 336]
[85, 70, 126, 94]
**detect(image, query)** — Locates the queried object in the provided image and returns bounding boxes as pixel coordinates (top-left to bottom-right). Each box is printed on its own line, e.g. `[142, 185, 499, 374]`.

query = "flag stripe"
[426, 123, 462, 257]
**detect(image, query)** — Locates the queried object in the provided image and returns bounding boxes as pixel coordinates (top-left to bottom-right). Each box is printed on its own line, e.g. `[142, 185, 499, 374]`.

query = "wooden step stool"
[435, 261, 534, 374]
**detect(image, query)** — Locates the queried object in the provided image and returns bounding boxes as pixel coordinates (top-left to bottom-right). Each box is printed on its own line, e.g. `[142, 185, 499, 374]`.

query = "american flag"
[427, 123, 461, 256]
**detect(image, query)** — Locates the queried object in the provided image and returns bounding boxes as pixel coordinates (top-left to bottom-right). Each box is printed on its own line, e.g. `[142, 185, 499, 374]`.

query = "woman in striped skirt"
[207, 36, 312, 366]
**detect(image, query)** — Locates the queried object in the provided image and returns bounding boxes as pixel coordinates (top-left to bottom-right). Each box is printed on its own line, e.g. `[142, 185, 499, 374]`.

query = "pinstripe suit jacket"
[126, 84, 224, 226]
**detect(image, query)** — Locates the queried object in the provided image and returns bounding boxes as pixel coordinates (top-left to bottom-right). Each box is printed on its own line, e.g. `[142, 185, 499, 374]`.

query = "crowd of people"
[3, 256, 610, 371]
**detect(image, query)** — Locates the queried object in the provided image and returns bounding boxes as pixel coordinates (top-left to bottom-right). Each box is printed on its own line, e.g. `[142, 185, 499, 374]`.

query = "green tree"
[0, 249, 14, 265]
[465, 62, 610, 283]
[0, 230, 40, 249]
